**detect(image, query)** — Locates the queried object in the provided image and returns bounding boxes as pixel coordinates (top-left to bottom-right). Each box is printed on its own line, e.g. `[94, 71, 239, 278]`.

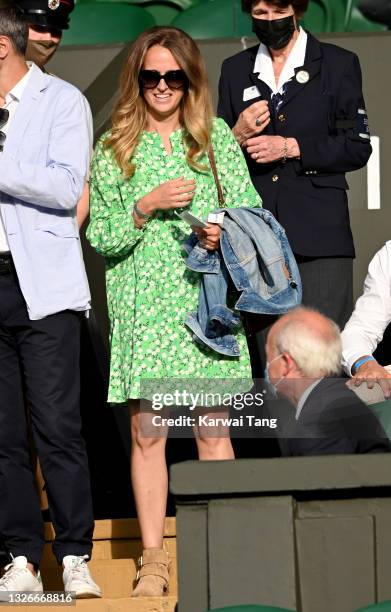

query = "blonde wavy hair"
[105, 26, 214, 178]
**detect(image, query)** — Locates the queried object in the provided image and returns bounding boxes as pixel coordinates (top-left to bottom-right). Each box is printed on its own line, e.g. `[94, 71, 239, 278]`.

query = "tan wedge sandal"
[132, 548, 170, 597]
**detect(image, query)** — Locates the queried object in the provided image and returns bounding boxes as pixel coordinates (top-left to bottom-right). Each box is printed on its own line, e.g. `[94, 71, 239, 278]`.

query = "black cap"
[16, 0, 75, 30]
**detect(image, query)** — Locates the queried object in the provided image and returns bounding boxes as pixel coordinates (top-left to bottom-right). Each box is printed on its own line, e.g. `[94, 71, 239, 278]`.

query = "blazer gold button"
[278, 114, 285, 122]
[272, 174, 279, 182]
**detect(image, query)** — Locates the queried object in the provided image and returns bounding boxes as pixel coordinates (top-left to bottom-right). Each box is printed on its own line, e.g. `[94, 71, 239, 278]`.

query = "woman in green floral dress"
[87, 26, 263, 597]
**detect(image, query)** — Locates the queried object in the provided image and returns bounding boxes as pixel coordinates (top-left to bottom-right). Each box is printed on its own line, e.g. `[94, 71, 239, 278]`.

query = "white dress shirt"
[342, 242, 391, 375]
[0, 63, 33, 252]
[253, 26, 308, 95]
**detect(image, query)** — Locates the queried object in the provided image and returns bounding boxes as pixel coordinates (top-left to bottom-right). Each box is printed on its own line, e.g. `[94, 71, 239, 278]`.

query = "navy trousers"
[0, 264, 94, 567]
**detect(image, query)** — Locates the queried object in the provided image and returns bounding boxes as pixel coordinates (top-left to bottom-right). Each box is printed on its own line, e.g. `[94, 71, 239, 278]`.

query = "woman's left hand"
[192, 223, 222, 251]
[246, 135, 286, 163]
[246, 135, 300, 164]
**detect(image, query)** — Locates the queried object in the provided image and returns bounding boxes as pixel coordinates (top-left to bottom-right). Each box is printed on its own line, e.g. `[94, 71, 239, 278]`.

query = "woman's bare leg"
[130, 401, 168, 548]
[193, 409, 235, 460]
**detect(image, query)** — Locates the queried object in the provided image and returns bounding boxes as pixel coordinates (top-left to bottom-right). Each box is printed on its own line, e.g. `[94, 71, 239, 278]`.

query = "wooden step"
[38, 519, 178, 599]
[41, 545, 178, 597]
[1, 519, 178, 608]
[41, 557, 177, 598]
[41, 536, 177, 565]
[0, 595, 177, 612]
[44, 518, 176, 542]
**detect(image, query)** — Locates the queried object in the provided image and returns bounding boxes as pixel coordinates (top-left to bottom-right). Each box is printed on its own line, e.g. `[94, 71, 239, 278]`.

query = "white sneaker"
[62, 555, 102, 599]
[0, 556, 43, 602]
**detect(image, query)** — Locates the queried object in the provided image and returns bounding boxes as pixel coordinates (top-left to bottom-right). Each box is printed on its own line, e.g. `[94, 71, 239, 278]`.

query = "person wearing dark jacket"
[217, 0, 372, 332]
[265, 308, 391, 456]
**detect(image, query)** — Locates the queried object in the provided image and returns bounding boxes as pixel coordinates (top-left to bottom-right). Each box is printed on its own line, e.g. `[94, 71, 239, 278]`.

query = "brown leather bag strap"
[208, 145, 225, 208]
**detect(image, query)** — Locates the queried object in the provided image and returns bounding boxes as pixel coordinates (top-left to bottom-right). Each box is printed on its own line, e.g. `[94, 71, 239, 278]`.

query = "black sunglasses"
[0, 108, 9, 153]
[139, 70, 189, 91]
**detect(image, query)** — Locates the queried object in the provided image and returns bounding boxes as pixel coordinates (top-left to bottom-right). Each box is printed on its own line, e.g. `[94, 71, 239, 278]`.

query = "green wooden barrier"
[171, 455, 391, 612]
[209, 606, 296, 612]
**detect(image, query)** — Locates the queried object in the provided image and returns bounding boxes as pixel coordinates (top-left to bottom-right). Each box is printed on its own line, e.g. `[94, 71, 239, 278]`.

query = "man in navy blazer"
[265, 308, 391, 456]
[0, 3, 101, 599]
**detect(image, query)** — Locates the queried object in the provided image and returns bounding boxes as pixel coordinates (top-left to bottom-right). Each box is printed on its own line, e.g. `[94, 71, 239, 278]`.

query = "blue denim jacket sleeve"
[221, 208, 302, 314]
[182, 208, 302, 357]
[183, 234, 242, 357]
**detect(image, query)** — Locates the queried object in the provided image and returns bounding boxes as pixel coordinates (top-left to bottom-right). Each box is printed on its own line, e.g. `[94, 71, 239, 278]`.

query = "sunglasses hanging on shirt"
[139, 70, 189, 91]
[0, 108, 9, 153]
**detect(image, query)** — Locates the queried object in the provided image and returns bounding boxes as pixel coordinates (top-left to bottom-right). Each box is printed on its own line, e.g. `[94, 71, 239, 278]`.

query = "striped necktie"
[270, 79, 293, 120]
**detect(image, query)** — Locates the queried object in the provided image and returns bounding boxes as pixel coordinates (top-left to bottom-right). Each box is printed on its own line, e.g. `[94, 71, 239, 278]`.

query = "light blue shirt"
[0, 63, 92, 320]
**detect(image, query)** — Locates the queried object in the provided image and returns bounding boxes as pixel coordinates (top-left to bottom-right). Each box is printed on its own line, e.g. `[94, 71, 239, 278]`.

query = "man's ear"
[0, 35, 11, 60]
[281, 352, 296, 376]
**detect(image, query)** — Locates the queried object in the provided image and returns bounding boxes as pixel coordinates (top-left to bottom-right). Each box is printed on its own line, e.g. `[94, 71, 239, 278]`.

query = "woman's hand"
[138, 177, 196, 214]
[233, 100, 270, 146]
[192, 223, 222, 251]
[246, 135, 300, 163]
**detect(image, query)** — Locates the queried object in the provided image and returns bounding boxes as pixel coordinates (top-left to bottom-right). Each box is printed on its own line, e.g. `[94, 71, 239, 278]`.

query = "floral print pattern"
[87, 118, 263, 403]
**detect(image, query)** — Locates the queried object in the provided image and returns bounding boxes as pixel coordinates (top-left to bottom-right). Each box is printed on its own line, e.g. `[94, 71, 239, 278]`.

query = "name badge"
[243, 85, 261, 102]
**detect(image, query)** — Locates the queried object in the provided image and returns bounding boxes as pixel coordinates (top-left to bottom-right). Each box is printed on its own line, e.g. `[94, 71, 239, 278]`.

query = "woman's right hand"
[233, 100, 270, 146]
[138, 177, 196, 215]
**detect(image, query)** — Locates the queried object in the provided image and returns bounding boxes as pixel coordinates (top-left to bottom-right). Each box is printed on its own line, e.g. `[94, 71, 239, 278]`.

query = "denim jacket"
[184, 207, 302, 357]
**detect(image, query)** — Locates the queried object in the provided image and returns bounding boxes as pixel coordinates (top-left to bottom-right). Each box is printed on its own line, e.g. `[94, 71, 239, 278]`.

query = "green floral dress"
[87, 118, 263, 403]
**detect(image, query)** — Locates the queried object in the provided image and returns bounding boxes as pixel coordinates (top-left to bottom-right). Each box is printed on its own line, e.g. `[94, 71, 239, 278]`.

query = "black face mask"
[252, 15, 296, 50]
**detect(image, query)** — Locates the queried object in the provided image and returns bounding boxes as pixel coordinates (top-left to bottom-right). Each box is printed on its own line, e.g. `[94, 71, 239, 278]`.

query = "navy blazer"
[282, 378, 391, 456]
[217, 33, 372, 257]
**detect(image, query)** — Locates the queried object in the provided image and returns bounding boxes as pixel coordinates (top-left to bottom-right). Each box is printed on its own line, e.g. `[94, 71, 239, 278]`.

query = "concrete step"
[0, 595, 177, 611]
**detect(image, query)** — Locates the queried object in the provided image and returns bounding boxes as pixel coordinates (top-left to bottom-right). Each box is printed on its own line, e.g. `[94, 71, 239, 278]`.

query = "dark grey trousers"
[297, 256, 353, 330]
[245, 256, 354, 378]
